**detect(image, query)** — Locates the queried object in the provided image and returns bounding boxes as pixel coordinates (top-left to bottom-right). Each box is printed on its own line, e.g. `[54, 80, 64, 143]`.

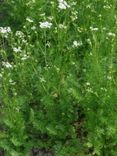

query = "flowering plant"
[0, 0, 117, 156]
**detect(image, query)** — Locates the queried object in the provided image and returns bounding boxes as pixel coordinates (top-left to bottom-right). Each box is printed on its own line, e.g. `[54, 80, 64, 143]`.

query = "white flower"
[73, 41, 78, 47]
[58, 24, 67, 29]
[86, 82, 90, 86]
[58, 0, 70, 10]
[101, 87, 107, 92]
[2, 62, 12, 69]
[47, 16, 53, 21]
[40, 77, 46, 83]
[72, 40, 83, 48]
[39, 21, 52, 29]
[102, 27, 106, 31]
[22, 39, 27, 43]
[90, 26, 99, 31]
[0, 27, 11, 34]
[107, 76, 112, 80]
[107, 32, 116, 37]
[13, 47, 21, 53]
[46, 41, 51, 47]
[26, 17, 34, 23]
[31, 26, 36, 30]
[71, 10, 78, 21]
[15, 31, 24, 38]
[103, 5, 111, 9]
[21, 54, 29, 60]
[0, 27, 11, 38]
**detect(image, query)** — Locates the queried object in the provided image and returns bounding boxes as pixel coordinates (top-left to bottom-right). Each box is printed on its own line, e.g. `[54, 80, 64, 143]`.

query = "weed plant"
[0, 0, 117, 155]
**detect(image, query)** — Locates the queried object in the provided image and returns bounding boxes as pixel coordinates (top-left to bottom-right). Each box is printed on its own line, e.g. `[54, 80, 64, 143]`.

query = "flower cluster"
[13, 47, 22, 53]
[1, 1, 117, 156]
[0, 27, 11, 34]
[39, 21, 52, 29]
[2, 61, 13, 69]
[58, 0, 70, 10]
[72, 40, 83, 48]
[0, 27, 11, 38]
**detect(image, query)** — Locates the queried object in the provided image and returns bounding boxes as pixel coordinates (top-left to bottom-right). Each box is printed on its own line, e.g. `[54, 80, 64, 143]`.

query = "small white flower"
[87, 38, 92, 46]
[73, 41, 78, 47]
[58, 24, 67, 29]
[40, 77, 46, 83]
[39, 21, 52, 29]
[22, 39, 27, 43]
[47, 16, 54, 21]
[86, 87, 93, 93]
[107, 76, 112, 80]
[9, 79, 16, 85]
[89, 52, 93, 56]
[107, 32, 116, 37]
[90, 26, 99, 31]
[15, 31, 24, 38]
[21, 54, 29, 60]
[46, 41, 51, 47]
[26, 17, 34, 23]
[72, 40, 83, 48]
[71, 11, 78, 21]
[13, 47, 21, 53]
[2, 62, 12, 69]
[101, 87, 107, 92]
[102, 27, 106, 31]
[103, 5, 111, 9]
[31, 26, 36, 30]
[58, 0, 70, 10]
[86, 82, 90, 86]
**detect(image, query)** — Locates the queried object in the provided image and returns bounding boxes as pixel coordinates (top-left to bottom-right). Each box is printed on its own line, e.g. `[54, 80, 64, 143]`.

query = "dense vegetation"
[0, 0, 117, 155]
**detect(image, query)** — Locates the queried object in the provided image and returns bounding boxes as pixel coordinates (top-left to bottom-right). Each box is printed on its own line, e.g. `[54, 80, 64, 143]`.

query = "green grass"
[0, 0, 117, 155]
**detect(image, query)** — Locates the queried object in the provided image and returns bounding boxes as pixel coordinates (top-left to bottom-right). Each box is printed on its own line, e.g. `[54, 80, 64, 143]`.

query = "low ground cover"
[0, 0, 117, 155]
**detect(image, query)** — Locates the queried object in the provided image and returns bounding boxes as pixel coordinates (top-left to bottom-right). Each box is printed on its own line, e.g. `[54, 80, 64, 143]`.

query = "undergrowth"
[0, 0, 117, 155]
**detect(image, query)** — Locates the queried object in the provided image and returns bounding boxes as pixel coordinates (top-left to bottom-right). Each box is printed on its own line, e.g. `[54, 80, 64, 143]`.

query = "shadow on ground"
[0, 148, 53, 156]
